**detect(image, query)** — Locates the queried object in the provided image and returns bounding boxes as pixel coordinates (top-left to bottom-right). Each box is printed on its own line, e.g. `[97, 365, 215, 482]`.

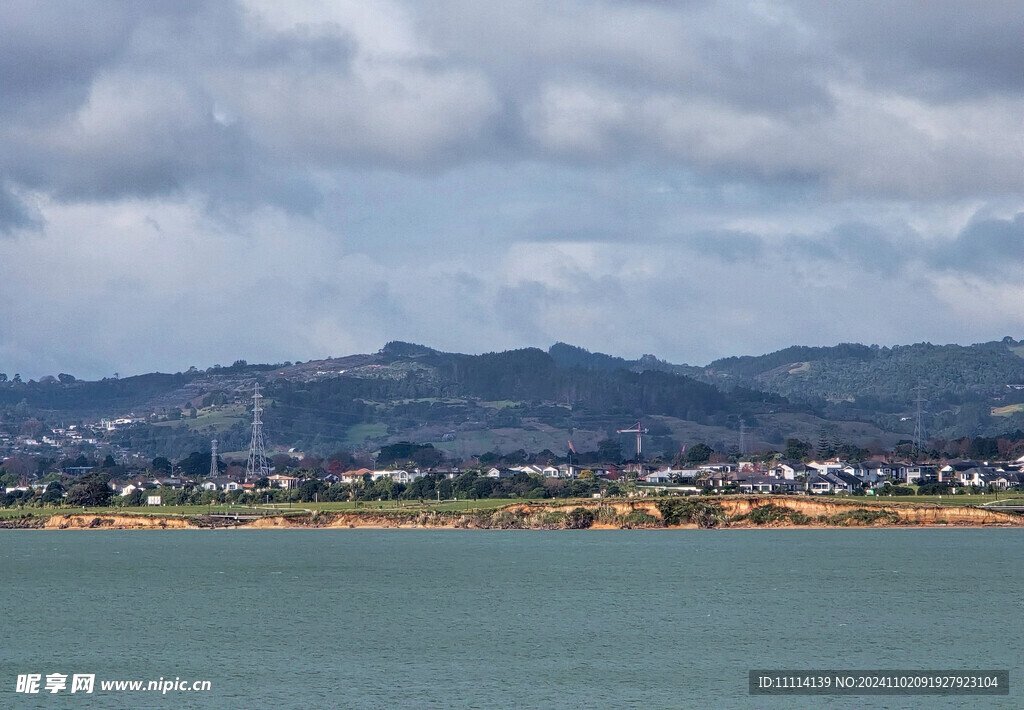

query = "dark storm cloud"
[0, 0, 1021, 208]
[0, 2, 211, 116]
[793, 223, 916, 272]
[795, 0, 1024, 98]
[0, 2, 363, 204]
[685, 231, 765, 263]
[0, 1, 133, 113]
[936, 213, 1024, 271]
[0, 183, 40, 234]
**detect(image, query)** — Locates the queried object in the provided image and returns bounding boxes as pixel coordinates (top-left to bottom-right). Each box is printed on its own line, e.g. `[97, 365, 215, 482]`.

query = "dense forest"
[703, 338, 1024, 405]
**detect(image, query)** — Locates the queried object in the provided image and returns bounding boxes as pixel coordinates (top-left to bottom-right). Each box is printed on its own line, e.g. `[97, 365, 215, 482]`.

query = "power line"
[208, 439, 219, 478]
[912, 386, 927, 460]
[245, 382, 270, 480]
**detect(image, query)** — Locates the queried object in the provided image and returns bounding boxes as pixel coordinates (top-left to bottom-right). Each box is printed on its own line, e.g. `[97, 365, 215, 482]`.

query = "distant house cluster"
[672, 458, 1024, 494]
[0, 414, 155, 461]
[45, 455, 1024, 503]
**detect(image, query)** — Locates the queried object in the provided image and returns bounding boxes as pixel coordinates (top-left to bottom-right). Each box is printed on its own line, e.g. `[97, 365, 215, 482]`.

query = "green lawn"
[7, 493, 1022, 522]
[991, 403, 1024, 417]
[343, 423, 389, 447]
[0, 498, 526, 520]
[830, 493, 1024, 507]
[150, 404, 249, 431]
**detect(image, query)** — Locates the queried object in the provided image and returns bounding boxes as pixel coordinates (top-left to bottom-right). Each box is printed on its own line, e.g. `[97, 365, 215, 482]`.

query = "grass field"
[343, 423, 389, 447]
[0, 498, 525, 520]
[829, 493, 1024, 507]
[991, 403, 1024, 417]
[150, 404, 248, 431]
[5, 493, 1023, 522]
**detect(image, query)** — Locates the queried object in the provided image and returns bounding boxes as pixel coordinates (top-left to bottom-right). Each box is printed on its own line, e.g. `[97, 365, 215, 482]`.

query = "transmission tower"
[912, 386, 927, 460]
[739, 419, 747, 456]
[245, 383, 270, 480]
[209, 439, 219, 478]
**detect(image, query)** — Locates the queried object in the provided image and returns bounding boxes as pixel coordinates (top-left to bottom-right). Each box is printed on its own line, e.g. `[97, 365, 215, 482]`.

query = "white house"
[644, 470, 673, 484]
[807, 460, 844, 476]
[485, 467, 516, 479]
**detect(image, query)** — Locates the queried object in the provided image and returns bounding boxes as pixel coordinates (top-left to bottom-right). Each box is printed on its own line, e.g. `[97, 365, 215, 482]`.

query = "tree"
[123, 488, 146, 506]
[299, 478, 324, 501]
[564, 507, 595, 529]
[684, 443, 713, 465]
[66, 474, 113, 507]
[816, 430, 836, 459]
[377, 442, 444, 468]
[40, 481, 65, 504]
[57, 373, 76, 384]
[784, 438, 811, 461]
[473, 477, 494, 499]
[178, 452, 212, 479]
[597, 438, 622, 462]
[151, 457, 172, 473]
[271, 454, 294, 472]
[2, 454, 38, 479]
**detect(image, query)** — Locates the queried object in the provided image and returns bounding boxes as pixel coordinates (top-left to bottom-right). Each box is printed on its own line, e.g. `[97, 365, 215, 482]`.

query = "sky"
[1, 0, 1023, 380]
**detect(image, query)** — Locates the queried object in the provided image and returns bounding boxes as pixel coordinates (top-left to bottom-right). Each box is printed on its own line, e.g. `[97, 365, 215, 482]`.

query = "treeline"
[707, 342, 877, 378]
[705, 339, 1024, 407]
[265, 345, 781, 454]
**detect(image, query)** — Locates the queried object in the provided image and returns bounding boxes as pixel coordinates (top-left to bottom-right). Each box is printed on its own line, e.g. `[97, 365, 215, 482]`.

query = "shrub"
[489, 510, 528, 529]
[621, 510, 660, 528]
[656, 498, 725, 528]
[822, 508, 901, 526]
[748, 504, 790, 525]
[563, 507, 595, 529]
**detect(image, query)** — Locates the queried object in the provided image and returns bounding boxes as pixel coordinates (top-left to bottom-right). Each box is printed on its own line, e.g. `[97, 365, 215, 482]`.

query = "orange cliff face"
[715, 496, 1021, 527]
[4, 497, 1021, 530]
[43, 515, 196, 530]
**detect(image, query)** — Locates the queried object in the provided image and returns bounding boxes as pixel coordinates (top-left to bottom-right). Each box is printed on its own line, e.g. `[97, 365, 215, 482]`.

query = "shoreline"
[2, 496, 1021, 531]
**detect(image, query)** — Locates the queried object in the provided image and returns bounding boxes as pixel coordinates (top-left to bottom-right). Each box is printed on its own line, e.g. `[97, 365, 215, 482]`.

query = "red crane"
[616, 420, 649, 461]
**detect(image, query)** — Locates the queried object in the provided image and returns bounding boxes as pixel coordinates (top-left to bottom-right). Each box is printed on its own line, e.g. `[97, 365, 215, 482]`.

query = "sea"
[0, 528, 1021, 709]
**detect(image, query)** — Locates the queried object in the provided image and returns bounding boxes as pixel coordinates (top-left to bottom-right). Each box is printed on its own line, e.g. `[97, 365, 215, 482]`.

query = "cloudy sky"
[1, 0, 1022, 379]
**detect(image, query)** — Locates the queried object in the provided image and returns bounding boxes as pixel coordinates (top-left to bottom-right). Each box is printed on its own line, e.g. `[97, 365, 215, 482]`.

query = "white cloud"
[1, 1, 1023, 379]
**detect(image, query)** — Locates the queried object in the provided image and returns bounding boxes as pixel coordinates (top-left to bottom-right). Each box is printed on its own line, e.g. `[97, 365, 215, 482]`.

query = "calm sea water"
[0, 529, 1021, 709]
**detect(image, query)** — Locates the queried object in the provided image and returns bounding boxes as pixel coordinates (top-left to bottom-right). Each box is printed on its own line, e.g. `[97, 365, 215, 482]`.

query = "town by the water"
[4, 380, 1024, 530]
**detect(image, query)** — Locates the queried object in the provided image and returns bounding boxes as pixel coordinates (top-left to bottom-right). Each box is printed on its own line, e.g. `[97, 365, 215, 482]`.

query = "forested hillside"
[3, 338, 1024, 459]
[703, 338, 1024, 406]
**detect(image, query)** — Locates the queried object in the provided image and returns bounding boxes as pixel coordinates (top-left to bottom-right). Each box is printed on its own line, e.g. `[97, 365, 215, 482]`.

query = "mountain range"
[3, 338, 1024, 460]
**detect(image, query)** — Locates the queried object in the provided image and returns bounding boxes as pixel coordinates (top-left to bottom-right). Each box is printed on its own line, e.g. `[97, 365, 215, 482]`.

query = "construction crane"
[616, 420, 649, 461]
